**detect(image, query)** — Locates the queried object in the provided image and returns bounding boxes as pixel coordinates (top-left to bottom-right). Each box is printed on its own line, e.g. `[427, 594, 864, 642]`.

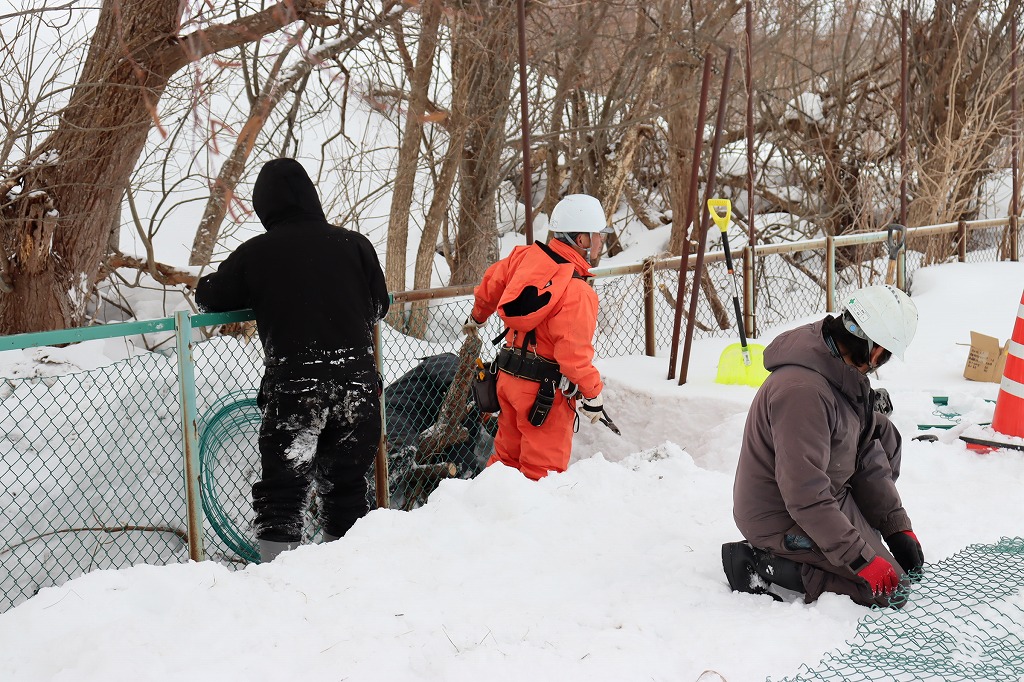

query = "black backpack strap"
[491, 327, 508, 347]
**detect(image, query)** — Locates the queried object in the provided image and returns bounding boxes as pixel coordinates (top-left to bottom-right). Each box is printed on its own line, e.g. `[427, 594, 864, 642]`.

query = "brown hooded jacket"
[733, 318, 912, 572]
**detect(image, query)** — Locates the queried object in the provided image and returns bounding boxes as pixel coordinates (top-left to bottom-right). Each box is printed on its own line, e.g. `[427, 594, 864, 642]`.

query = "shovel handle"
[885, 223, 906, 286]
[886, 223, 907, 255]
[708, 198, 732, 232]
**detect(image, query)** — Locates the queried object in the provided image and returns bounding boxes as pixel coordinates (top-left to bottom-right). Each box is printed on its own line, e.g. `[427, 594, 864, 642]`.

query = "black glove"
[886, 530, 924, 579]
[871, 388, 893, 415]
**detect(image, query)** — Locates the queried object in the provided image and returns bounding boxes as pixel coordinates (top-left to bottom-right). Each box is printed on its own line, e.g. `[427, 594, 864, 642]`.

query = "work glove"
[580, 394, 604, 424]
[886, 530, 924, 579]
[871, 388, 893, 415]
[856, 556, 900, 597]
[462, 315, 482, 335]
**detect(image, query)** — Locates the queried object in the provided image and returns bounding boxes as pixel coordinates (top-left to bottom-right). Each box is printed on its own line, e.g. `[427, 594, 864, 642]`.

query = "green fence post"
[175, 310, 206, 561]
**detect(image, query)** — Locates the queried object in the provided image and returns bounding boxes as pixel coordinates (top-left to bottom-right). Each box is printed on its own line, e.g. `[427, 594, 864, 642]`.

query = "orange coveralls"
[471, 239, 603, 480]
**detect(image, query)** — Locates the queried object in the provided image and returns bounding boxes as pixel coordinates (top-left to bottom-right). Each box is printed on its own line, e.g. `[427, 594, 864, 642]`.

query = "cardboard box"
[963, 331, 1009, 383]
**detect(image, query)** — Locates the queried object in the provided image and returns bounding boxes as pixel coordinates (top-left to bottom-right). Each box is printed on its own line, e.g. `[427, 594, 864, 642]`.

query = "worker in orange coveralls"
[463, 194, 608, 480]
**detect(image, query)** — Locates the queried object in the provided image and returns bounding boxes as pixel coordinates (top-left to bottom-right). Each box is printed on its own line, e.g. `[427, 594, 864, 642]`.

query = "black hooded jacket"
[195, 158, 389, 363]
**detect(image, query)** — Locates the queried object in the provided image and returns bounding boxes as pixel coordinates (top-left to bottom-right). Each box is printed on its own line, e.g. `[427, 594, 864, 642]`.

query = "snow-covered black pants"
[254, 350, 380, 543]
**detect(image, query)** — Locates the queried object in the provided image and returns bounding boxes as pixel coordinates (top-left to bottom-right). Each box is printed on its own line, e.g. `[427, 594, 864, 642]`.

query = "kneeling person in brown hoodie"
[724, 284, 924, 608]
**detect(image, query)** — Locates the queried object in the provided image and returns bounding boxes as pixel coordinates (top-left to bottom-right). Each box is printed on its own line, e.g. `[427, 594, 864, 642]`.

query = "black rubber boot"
[721, 541, 782, 601]
[755, 551, 805, 593]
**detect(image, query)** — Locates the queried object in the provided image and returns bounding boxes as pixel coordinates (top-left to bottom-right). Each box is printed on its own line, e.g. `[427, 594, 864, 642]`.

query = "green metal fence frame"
[0, 309, 254, 564]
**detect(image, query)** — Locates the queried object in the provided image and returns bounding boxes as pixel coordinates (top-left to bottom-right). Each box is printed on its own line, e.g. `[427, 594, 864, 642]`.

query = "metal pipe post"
[642, 257, 657, 356]
[900, 8, 909, 227]
[1012, 11, 1020, 261]
[825, 236, 835, 312]
[745, 0, 757, 335]
[373, 321, 390, 509]
[667, 53, 714, 379]
[680, 48, 734, 385]
[742, 246, 755, 337]
[174, 310, 205, 562]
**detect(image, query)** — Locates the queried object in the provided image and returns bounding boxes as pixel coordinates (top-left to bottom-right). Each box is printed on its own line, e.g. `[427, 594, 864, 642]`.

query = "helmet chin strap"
[842, 310, 882, 371]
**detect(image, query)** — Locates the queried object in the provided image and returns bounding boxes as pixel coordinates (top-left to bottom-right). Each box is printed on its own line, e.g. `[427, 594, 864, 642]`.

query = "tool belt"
[495, 346, 562, 385]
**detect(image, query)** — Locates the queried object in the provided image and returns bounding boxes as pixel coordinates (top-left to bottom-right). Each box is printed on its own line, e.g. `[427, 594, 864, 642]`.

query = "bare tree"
[188, 2, 404, 267]
[904, 0, 1018, 263]
[448, 0, 518, 286]
[0, 0, 349, 334]
[384, 0, 443, 331]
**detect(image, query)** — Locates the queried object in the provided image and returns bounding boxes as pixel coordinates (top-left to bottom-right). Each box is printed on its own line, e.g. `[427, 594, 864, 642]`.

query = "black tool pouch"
[472, 359, 500, 414]
[528, 380, 556, 427]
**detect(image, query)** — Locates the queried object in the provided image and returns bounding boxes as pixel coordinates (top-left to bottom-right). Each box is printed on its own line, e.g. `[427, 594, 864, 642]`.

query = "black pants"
[254, 359, 380, 542]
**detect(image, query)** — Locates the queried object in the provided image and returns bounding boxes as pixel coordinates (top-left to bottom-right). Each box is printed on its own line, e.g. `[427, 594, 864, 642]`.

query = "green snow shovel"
[709, 198, 769, 387]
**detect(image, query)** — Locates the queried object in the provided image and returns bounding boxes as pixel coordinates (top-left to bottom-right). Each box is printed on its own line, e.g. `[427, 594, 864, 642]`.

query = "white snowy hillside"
[1, 260, 1023, 682]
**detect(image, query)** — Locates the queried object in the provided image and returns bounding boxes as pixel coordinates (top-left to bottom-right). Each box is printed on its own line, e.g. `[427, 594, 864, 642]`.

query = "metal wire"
[773, 537, 1024, 682]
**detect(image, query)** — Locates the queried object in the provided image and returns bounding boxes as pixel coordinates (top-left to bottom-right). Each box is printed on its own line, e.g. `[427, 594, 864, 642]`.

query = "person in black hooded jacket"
[195, 158, 389, 563]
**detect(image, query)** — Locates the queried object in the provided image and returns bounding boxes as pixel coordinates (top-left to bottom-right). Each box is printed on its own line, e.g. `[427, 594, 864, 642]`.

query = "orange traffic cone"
[991, 289, 1024, 438]
[961, 288, 1024, 453]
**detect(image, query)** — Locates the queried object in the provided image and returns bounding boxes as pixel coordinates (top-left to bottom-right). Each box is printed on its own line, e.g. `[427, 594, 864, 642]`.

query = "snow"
[1, 261, 1023, 681]
[784, 93, 825, 124]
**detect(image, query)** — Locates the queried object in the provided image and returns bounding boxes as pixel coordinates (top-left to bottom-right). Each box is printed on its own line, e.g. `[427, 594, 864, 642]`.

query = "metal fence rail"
[0, 217, 1018, 611]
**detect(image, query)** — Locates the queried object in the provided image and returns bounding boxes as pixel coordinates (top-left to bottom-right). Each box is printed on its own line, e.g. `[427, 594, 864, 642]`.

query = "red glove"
[857, 556, 900, 597]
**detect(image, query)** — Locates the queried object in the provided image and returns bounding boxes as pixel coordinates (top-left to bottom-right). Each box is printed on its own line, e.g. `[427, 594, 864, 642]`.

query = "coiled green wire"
[198, 391, 323, 564]
[197, 392, 262, 564]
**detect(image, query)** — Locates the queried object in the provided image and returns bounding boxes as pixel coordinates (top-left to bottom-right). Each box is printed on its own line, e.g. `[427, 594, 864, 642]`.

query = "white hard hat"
[841, 284, 919, 361]
[549, 194, 608, 236]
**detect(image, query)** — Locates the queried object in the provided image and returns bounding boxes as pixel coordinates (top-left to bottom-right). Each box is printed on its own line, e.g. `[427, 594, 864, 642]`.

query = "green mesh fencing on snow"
[774, 537, 1024, 682]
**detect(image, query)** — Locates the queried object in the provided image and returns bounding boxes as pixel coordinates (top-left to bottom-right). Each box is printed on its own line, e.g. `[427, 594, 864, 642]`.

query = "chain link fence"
[0, 218, 1019, 612]
[773, 536, 1024, 682]
[0, 348, 189, 611]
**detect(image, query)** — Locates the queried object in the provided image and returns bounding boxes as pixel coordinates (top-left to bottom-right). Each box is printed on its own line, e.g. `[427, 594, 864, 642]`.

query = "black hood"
[252, 158, 327, 229]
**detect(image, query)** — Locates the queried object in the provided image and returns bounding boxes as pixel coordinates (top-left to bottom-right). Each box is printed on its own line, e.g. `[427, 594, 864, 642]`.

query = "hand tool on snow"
[599, 410, 621, 436]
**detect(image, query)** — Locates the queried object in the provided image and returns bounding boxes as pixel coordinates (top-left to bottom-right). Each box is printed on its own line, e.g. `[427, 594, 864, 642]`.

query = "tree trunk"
[0, 0, 372, 334]
[666, 62, 700, 256]
[449, 0, 518, 286]
[384, 1, 442, 331]
[407, 130, 466, 339]
[0, 0, 182, 334]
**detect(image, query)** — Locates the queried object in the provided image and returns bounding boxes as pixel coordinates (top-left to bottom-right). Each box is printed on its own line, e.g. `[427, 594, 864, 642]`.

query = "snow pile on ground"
[0, 261, 1023, 682]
